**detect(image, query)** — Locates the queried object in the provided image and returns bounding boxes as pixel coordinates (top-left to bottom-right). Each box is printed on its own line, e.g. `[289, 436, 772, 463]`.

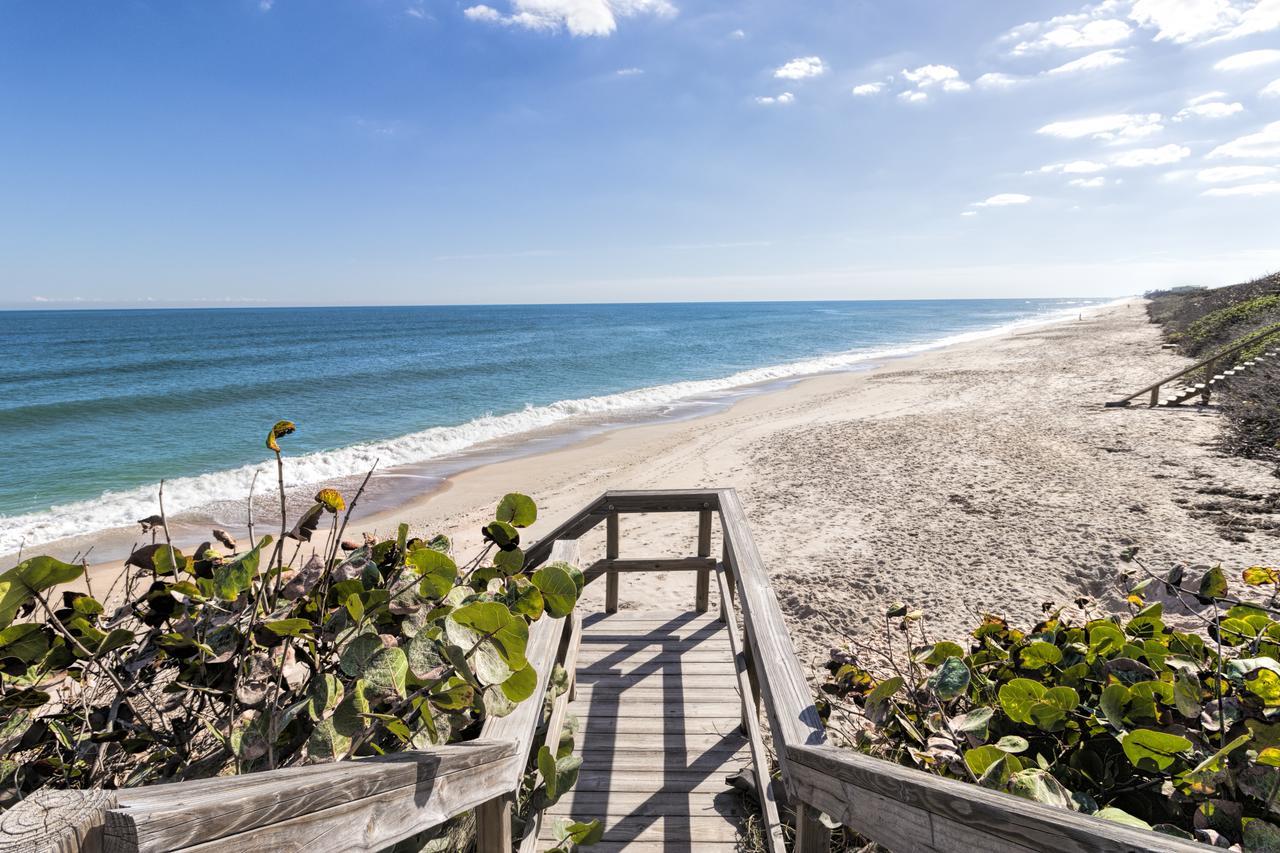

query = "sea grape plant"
[818, 549, 1280, 850]
[0, 420, 594, 849]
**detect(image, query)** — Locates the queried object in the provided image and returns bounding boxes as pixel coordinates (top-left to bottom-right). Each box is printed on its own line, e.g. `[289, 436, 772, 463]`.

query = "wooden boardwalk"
[540, 609, 751, 852]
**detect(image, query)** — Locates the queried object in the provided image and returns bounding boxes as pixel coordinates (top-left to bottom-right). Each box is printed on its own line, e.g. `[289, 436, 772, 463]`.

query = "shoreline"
[3, 298, 1119, 564]
[30, 298, 1280, 665]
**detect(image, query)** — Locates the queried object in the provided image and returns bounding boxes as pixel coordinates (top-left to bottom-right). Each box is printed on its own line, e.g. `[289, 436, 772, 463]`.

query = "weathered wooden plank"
[475, 794, 513, 853]
[582, 610, 722, 623]
[522, 496, 609, 570]
[598, 490, 721, 514]
[787, 744, 1210, 853]
[585, 557, 717, 584]
[578, 748, 749, 772]
[546, 790, 748, 817]
[715, 565, 786, 853]
[695, 510, 712, 613]
[602, 511, 620, 615]
[580, 629, 728, 644]
[578, 715, 746, 736]
[104, 740, 519, 853]
[580, 701, 742, 719]
[577, 658, 736, 674]
[538, 814, 741, 843]
[570, 771, 737, 794]
[0, 788, 117, 853]
[717, 489, 826, 764]
[542, 843, 740, 853]
[576, 670, 738, 685]
[572, 686, 742, 702]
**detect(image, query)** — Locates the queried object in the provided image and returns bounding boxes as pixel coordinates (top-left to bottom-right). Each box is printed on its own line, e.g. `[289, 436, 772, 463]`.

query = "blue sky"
[1, 0, 1279, 307]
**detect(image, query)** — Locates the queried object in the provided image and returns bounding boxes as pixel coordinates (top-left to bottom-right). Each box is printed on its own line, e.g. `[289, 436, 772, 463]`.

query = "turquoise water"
[0, 299, 1109, 553]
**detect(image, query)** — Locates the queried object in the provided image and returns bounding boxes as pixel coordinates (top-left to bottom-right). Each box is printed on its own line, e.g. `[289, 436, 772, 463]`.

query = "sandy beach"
[60, 300, 1278, 674]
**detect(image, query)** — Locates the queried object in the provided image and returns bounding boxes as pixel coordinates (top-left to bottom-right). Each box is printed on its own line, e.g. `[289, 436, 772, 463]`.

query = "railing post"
[605, 511, 619, 613]
[1201, 358, 1216, 405]
[695, 509, 712, 613]
[1149, 385, 1160, 407]
[793, 801, 830, 853]
[475, 793, 514, 852]
[722, 539, 736, 605]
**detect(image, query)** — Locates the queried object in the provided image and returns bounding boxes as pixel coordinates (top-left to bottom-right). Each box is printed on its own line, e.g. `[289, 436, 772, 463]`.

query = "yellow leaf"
[1243, 567, 1280, 586]
[266, 420, 296, 452]
[315, 489, 346, 514]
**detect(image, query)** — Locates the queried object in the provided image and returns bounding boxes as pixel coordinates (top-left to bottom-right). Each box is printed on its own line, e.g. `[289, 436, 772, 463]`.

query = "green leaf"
[1006, 768, 1076, 810]
[998, 678, 1046, 724]
[0, 624, 49, 663]
[553, 818, 603, 847]
[451, 602, 528, 671]
[1173, 671, 1202, 717]
[152, 547, 191, 577]
[483, 685, 517, 717]
[339, 634, 384, 678]
[97, 628, 135, 656]
[0, 556, 84, 629]
[501, 662, 538, 703]
[1244, 819, 1280, 853]
[1250, 669, 1280, 708]
[307, 719, 351, 762]
[1121, 728, 1192, 771]
[493, 548, 524, 576]
[1198, 565, 1228, 601]
[333, 680, 371, 736]
[1088, 624, 1125, 658]
[916, 641, 964, 666]
[264, 618, 313, 638]
[532, 564, 579, 619]
[308, 674, 344, 721]
[495, 493, 537, 528]
[538, 743, 559, 801]
[950, 707, 993, 739]
[1021, 641, 1063, 669]
[406, 547, 458, 599]
[364, 647, 408, 699]
[482, 520, 520, 550]
[1042, 686, 1080, 712]
[1099, 683, 1130, 728]
[212, 537, 269, 602]
[1094, 807, 1151, 830]
[406, 633, 446, 680]
[429, 677, 474, 711]
[995, 735, 1029, 754]
[927, 657, 970, 701]
[866, 676, 904, 713]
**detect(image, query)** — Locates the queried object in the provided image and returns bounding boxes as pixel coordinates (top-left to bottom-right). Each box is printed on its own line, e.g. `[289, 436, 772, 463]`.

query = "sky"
[1, 0, 1279, 307]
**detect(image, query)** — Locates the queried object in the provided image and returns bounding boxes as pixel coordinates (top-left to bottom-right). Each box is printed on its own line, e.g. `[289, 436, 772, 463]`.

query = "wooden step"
[539, 814, 743, 844]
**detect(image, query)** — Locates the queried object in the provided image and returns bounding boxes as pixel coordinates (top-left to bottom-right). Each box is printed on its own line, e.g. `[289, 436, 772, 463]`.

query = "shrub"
[0, 421, 594, 847]
[1181, 296, 1280, 357]
[818, 550, 1280, 849]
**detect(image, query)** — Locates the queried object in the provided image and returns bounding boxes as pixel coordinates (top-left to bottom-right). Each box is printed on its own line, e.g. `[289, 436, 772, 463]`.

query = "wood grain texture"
[787, 744, 1211, 853]
[605, 512, 620, 613]
[104, 740, 519, 853]
[0, 788, 117, 853]
[716, 565, 786, 853]
[585, 557, 717, 585]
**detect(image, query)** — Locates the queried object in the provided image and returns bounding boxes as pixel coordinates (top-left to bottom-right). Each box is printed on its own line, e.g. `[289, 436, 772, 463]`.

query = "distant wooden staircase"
[1107, 325, 1280, 408]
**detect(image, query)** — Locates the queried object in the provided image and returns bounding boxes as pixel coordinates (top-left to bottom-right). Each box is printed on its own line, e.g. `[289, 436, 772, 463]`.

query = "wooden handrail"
[1108, 324, 1280, 406]
[786, 743, 1210, 853]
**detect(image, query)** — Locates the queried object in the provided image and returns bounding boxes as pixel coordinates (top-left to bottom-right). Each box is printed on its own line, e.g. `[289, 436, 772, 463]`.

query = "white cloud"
[898, 90, 928, 103]
[1110, 144, 1191, 166]
[1175, 100, 1244, 120]
[728, 29, 745, 39]
[1197, 164, 1279, 181]
[851, 82, 885, 96]
[1012, 17, 1132, 54]
[259, 0, 274, 10]
[902, 65, 964, 88]
[1129, 0, 1280, 44]
[976, 72, 1022, 89]
[974, 193, 1032, 207]
[1189, 91, 1229, 104]
[1209, 120, 1280, 157]
[1069, 176, 1108, 187]
[616, 67, 644, 76]
[1037, 160, 1109, 174]
[1214, 49, 1280, 71]
[462, 0, 676, 37]
[1203, 181, 1280, 196]
[960, 211, 978, 217]
[1046, 48, 1129, 74]
[775, 57, 827, 80]
[1264, 78, 1280, 96]
[1037, 113, 1164, 142]
[755, 92, 795, 106]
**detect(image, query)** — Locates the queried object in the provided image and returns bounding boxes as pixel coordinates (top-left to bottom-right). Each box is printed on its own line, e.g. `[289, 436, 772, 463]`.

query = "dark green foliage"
[0, 420, 587, 845]
[819, 553, 1280, 848]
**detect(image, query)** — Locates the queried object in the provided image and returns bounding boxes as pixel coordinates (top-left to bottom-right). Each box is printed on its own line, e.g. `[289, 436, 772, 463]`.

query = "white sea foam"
[0, 300, 1126, 555]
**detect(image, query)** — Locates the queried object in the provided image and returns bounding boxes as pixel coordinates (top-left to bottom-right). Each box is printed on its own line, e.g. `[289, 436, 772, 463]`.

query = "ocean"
[0, 298, 1112, 556]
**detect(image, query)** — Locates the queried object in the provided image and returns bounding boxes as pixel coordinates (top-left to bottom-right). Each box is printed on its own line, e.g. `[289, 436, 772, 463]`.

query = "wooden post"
[723, 540, 736, 605]
[0, 789, 116, 853]
[475, 793, 514, 853]
[1201, 359, 1216, 405]
[792, 801, 830, 853]
[696, 509, 712, 613]
[605, 511, 619, 613]
[1148, 385, 1160, 407]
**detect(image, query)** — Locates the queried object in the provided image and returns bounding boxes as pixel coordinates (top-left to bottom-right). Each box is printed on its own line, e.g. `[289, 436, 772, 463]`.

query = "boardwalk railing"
[1106, 324, 1280, 407]
[8, 490, 1209, 852]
